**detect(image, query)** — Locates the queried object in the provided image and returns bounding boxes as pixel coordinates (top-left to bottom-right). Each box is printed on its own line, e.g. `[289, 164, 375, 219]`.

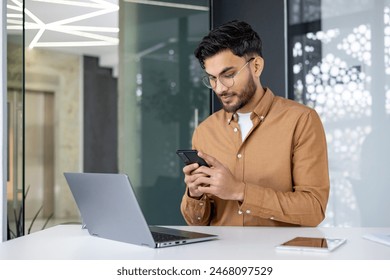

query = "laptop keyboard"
[151, 231, 186, 242]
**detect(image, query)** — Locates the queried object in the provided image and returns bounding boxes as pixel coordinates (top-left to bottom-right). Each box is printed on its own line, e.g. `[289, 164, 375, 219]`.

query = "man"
[180, 20, 329, 227]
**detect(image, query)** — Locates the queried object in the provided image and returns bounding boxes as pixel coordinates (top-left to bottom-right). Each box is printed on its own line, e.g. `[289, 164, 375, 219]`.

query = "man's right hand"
[183, 163, 210, 198]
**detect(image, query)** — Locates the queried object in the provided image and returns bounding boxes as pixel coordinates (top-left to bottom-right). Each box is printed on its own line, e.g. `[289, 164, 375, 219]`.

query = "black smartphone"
[176, 149, 209, 167]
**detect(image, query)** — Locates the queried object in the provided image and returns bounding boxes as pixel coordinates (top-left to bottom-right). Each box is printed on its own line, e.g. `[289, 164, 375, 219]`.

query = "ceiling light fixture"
[7, 0, 119, 49]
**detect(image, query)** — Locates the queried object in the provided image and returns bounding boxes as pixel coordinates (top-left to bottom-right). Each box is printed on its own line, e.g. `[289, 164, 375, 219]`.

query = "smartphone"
[176, 149, 209, 167]
[275, 237, 346, 253]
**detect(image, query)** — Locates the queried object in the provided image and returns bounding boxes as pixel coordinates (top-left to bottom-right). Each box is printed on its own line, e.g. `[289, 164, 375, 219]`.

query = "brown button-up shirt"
[181, 88, 329, 226]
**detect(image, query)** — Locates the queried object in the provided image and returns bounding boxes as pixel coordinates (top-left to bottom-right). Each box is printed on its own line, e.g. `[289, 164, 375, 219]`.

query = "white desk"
[0, 225, 389, 259]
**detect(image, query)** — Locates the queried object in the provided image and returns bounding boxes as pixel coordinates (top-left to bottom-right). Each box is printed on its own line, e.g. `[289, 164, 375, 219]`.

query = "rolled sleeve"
[180, 188, 212, 225]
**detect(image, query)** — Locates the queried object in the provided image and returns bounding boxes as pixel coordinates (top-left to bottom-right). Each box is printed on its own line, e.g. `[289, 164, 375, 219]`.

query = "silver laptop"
[64, 172, 217, 248]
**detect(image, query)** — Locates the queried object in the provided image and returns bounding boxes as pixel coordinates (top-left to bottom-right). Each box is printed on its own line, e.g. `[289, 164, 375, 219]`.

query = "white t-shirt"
[237, 112, 253, 142]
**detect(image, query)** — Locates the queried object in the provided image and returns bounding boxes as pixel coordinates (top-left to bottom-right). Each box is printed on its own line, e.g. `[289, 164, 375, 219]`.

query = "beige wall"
[8, 45, 83, 222]
[26, 48, 83, 220]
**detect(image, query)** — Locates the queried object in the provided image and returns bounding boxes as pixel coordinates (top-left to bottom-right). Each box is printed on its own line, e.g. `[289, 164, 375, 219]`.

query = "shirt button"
[270, 216, 275, 220]
[238, 210, 243, 215]
[246, 210, 251, 214]
[197, 217, 201, 220]
[237, 154, 242, 159]
[233, 128, 238, 133]
[199, 202, 204, 206]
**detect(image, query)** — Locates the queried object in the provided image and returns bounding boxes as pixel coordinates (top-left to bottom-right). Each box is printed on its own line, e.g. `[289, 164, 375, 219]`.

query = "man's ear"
[253, 56, 264, 77]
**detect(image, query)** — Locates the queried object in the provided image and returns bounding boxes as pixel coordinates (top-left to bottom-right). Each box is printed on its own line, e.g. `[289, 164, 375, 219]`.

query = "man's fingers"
[194, 175, 212, 186]
[185, 172, 209, 187]
[183, 163, 199, 175]
[198, 151, 221, 168]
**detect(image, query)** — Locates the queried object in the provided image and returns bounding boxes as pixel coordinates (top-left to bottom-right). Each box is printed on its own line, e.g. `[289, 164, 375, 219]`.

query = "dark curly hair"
[194, 20, 263, 69]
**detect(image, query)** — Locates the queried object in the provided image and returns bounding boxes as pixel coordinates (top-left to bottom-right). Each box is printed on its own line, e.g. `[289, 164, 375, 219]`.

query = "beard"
[218, 75, 257, 113]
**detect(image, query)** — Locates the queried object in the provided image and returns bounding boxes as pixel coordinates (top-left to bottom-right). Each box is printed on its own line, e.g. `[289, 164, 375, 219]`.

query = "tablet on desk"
[276, 237, 347, 253]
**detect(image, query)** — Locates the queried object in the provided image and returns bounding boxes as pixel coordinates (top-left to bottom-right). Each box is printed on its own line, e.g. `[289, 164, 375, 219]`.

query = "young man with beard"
[180, 20, 330, 227]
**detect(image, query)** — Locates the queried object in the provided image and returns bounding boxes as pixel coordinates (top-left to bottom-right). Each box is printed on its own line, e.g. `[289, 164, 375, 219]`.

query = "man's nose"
[214, 78, 228, 94]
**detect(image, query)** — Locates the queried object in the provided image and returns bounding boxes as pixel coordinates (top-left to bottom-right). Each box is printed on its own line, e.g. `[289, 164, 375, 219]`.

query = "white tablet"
[276, 237, 347, 253]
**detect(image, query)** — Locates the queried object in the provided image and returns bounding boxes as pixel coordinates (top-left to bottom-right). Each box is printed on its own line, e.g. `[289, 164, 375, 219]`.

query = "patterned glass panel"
[289, 0, 390, 226]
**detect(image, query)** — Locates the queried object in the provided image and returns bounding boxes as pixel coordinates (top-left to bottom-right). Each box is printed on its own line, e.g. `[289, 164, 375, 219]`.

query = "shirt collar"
[226, 87, 275, 125]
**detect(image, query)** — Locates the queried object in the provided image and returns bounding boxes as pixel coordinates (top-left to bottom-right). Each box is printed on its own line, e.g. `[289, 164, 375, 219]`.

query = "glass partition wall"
[6, 0, 210, 239]
[8, 0, 390, 239]
[7, 0, 25, 239]
[119, 0, 210, 225]
[289, 0, 390, 226]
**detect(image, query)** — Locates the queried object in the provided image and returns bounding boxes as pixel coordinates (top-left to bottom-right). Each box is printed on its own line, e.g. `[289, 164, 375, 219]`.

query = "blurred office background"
[1, 0, 389, 240]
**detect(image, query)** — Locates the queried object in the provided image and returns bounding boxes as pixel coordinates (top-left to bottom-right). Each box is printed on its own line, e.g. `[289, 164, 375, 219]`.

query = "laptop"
[64, 172, 217, 248]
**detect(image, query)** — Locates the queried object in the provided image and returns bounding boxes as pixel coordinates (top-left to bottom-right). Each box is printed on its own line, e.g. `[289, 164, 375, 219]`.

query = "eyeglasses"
[202, 57, 255, 89]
